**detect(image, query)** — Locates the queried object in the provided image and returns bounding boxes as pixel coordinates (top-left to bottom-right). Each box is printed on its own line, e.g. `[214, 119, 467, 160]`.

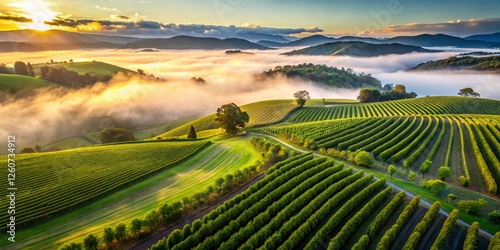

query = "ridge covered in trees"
[258, 64, 382, 89]
[411, 56, 500, 72]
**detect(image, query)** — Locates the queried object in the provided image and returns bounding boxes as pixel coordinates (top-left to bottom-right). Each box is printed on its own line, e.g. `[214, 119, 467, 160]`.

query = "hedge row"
[348, 117, 404, 151]
[274, 172, 369, 250]
[351, 234, 369, 250]
[376, 195, 421, 250]
[430, 209, 458, 250]
[361, 116, 411, 153]
[317, 119, 382, 149]
[379, 116, 425, 162]
[402, 201, 441, 250]
[337, 118, 394, 150]
[403, 117, 440, 168]
[303, 177, 385, 250]
[471, 122, 500, 179]
[366, 191, 406, 239]
[372, 116, 418, 157]
[463, 222, 479, 250]
[327, 186, 392, 249]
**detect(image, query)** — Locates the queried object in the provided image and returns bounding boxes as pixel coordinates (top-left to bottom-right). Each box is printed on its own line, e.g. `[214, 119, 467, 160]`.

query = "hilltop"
[0, 74, 57, 91]
[283, 41, 440, 57]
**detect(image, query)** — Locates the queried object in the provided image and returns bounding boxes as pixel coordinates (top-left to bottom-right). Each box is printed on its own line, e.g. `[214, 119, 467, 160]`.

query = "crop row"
[431, 209, 458, 250]
[377, 195, 421, 250]
[402, 201, 441, 250]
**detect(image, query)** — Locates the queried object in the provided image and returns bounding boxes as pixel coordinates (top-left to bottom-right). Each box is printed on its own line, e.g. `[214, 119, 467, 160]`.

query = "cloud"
[95, 5, 119, 12]
[359, 18, 500, 37]
[110, 15, 130, 20]
[0, 14, 32, 23]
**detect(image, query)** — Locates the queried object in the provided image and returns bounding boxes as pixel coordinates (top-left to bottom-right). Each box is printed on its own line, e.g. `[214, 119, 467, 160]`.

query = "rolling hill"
[282, 41, 440, 57]
[32, 61, 135, 79]
[410, 56, 500, 72]
[0, 74, 58, 90]
[465, 32, 500, 43]
[119, 35, 270, 50]
[0, 42, 45, 52]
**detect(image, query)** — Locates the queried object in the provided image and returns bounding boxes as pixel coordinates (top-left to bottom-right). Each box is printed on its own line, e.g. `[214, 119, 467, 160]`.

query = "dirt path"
[131, 173, 265, 250]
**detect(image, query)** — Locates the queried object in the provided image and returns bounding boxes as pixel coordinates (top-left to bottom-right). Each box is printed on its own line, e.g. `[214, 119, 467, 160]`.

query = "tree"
[114, 223, 127, 241]
[447, 193, 457, 203]
[83, 234, 99, 250]
[35, 145, 42, 152]
[421, 179, 446, 195]
[14, 61, 28, 76]
[382, 83, 393, 90]
[458, 199, 487, 215]
[293, 90, 310, 106]
[187, 125, 197, 139]
[99, 128, 136, 143]
[393, 84, 406, 93]
[0, 63, 14, 74]
[354, 151, 374, 167]
[408, 171, 416, 183]
[438, 166, 452, 181]
[137, 69, 145, 75]
[101, 227, 115, 248]
[27, 62, 35, 77]
[420, 160, 432, 179]
[21, 147, 35, 154]
[357, 88, 381, 103]
[214, 103, 249, 136]
[458, 87, 480, 97]
[489, 210, 500, 224]
[387, 164, 397, 177]
[129, 218, 142, 235]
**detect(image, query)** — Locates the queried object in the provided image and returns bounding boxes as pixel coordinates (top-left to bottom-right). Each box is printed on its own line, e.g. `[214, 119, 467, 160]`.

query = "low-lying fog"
[1, 48, 499, 147]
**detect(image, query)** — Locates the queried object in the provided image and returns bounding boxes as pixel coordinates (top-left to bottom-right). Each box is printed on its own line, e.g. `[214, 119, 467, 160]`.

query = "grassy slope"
[157, 99, 298, 138]
[1, 137, 260, 249]
[33, 61, 134, 78]
[0, 74, 57, 90]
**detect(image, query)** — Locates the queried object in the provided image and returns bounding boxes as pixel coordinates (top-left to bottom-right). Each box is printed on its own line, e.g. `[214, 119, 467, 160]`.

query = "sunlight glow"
[7, 1, 57, 31]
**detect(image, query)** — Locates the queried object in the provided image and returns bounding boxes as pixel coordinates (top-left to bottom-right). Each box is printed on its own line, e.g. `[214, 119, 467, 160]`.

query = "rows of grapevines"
[0, 141, 209, 228]
[287, 97, 500, 123]
[317, 118, 387, 149]
[459, 116, 497, 194]
[373, 116, 420, 158]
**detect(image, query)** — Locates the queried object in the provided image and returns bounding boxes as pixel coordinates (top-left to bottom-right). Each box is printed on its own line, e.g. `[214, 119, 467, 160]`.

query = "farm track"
[250, 132, 495, 239]
[132, 173, 265, 250]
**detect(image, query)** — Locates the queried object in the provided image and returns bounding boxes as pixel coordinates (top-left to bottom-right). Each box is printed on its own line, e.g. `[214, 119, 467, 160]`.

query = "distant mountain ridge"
[258, 33, 499, 48]
[119, 36, 270, 50]
[282, 41, 441, 57]
[465, 32, 500, 43]
[410, 55, 500, 72]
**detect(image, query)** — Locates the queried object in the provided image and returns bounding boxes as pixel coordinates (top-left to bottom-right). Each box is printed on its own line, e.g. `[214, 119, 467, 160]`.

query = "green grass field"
[0, 137, 261, 249]
[0, 141, 208, 229]
[33, 61, 134, 79]
[0, 74, 57, 90]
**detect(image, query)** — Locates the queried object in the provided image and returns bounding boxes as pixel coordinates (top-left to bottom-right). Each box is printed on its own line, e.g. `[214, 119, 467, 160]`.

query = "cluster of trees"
[259, 64, 382, 89]
[0, 61, 35, 76]
[412, 55, 500, 71]
[357, 84, 417, 103]
[319, 148, 375, 168]
[40, 65, 102, 88]
[250, 137, 289, 167]
[458, 87, 480, 97]
[190, 77, 206, 85]
[99, 128, 136, 143]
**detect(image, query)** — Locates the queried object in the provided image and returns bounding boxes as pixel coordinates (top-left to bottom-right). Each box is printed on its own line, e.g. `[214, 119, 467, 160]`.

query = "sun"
[7, 1, 56, 31]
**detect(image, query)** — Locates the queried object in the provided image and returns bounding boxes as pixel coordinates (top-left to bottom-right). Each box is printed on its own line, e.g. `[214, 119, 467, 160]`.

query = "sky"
[0, 0, 499, 38]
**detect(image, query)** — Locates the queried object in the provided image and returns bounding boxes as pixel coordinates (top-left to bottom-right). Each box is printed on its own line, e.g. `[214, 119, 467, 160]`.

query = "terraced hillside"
[0, 141, 209, 229]
[149, 155, 493, 250]
[257, 114, 500, 195]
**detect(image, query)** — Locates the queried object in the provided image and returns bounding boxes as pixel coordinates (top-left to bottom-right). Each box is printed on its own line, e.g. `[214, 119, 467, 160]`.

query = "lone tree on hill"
[187, 125, 197, 139]
[215, 103, 249, 136]
[458, 87, 480, 97]
[14, 61, 28, 76]
[99, 128, 136, 143]
[294, 90, 310, 107]
[387, 164, 397, 177]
